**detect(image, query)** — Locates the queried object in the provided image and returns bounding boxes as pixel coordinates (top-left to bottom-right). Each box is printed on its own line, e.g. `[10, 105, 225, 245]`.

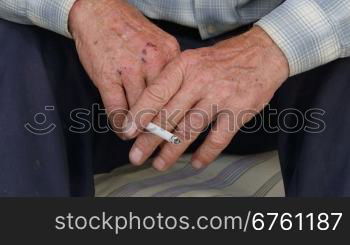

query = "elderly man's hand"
[68, 0, 180, 133]
[124, 26, 289, 170]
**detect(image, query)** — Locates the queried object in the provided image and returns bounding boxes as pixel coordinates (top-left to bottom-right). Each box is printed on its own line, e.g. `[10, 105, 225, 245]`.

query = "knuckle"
[188, 112, 207, 129]
[167, 37, 180, 54]
[134, 135, 159, 153]
[146, 84, 170, 104]
[108, 111, 127, 134]
[167, 35, 179, 47]
[159, 147, 177, 163]
[207, 136, 228, 150]
[177, 50, 197, 68]
[99, 68, 116, 84]
[170, 57, 187, 73]
[175, 122, 197, 142]
[180, 50, 194, 61]
[98, 58, 122, 82]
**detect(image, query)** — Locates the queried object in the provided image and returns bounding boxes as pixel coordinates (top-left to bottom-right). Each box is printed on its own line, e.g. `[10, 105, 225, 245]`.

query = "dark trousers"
[1, 19, 350, 197]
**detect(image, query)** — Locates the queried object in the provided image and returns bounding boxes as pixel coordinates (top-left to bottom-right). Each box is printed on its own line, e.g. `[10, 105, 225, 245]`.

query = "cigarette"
[146, 123, 181, 144]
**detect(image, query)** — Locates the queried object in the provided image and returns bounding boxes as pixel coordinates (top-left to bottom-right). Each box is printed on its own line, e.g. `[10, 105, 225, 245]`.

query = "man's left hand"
[125, 26, 289, 171]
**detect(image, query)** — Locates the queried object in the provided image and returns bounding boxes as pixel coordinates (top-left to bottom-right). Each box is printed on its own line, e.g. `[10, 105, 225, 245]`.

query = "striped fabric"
[94, 151, 285, 197]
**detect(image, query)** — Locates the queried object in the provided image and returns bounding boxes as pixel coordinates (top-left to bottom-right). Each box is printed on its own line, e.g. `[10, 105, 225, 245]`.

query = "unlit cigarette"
[146, 123, 181, 144]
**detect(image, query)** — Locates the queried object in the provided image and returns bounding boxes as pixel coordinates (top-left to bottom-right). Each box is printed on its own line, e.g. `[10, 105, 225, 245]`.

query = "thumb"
[122, 58, 185, 139]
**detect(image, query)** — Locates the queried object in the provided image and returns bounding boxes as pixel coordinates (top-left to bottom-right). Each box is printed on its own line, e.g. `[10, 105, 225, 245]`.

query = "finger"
[98, 82, 128, 135]
[152, 100, 218, 171]
[122, 59, 185, 139]
[129, 88, 199, 166]
[122, 71, 146, 107]
[191, 112, 237, 168]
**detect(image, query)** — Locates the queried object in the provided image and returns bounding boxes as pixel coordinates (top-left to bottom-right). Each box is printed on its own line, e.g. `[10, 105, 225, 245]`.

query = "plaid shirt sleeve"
[1, 0, 349, 77]
[256, 0, 350, 76]
[0, 0, 76, 37]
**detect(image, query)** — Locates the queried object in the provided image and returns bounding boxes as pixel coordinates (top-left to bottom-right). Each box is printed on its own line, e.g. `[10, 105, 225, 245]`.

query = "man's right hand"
[68, 0, 180, 135]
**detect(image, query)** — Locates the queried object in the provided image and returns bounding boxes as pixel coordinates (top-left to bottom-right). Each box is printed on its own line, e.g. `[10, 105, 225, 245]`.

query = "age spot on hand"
[146, 42, 157, 50]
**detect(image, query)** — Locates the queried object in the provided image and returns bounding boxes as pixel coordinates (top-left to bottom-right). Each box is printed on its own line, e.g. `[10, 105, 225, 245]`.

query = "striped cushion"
[94, 151, 285, 197]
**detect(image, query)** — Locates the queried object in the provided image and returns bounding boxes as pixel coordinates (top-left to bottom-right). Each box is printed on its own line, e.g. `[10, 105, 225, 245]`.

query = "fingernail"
[192, 160, 203, 169]
[153, 157, 166, 171]
[130, 147, 143, 165]
[123, 120, 137, 138]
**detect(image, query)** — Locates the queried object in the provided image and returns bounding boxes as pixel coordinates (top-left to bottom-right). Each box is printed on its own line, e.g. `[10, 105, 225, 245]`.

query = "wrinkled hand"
[124, 26, 289, 171]
[69, 0, 180, 133]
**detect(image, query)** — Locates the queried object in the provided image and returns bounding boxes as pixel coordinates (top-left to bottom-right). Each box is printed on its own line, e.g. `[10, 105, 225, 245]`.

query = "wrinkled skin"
[125, 26, 290, 171]
[69, 0, 180, 134]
